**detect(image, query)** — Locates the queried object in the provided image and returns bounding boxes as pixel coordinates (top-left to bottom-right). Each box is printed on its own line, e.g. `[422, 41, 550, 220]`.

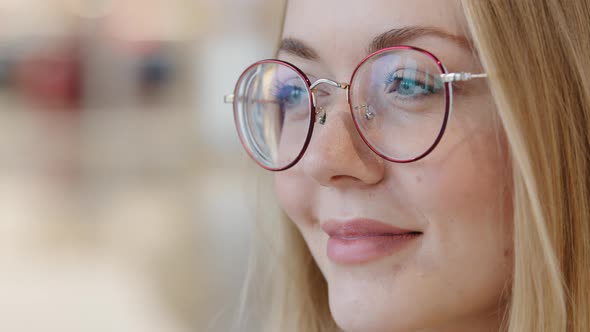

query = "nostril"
[327, 174, 365, 186]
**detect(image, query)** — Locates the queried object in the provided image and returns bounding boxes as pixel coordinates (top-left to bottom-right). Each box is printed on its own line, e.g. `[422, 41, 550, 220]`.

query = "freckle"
[416, 175, 422, 183]
[391, 263, 404, 276]
[504, 248, 511, 257]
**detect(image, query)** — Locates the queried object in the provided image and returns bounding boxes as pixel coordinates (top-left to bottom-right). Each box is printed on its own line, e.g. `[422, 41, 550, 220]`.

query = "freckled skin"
[274, 1, 514, 332]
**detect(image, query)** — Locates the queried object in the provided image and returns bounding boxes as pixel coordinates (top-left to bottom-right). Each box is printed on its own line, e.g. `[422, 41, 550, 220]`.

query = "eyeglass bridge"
[310, 79, 350, 125]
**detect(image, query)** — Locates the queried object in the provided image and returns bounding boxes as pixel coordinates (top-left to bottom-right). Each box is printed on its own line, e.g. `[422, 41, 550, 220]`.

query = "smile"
[322, 219, 422, 264]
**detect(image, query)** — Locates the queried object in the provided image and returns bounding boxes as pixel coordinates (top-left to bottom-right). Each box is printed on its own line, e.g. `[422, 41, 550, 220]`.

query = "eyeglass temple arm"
[440, 72, 488, 83]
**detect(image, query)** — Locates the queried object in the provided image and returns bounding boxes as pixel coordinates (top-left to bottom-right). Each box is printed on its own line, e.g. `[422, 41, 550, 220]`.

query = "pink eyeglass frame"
[224, 45, 488, 172]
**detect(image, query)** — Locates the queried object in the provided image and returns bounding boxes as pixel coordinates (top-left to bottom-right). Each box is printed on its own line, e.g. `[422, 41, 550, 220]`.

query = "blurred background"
[0, 0, 285, 331]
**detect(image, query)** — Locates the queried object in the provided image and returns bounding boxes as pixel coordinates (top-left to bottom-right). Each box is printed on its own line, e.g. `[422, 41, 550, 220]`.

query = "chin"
[329, 301, 420, 332]
[326, 278, 427, 332]
[325, 271, 506, 332]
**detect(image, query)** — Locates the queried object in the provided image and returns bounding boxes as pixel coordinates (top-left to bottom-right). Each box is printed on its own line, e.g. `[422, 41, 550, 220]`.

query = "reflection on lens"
[233, 61, 311, 170]
[350, 48, 448, 161]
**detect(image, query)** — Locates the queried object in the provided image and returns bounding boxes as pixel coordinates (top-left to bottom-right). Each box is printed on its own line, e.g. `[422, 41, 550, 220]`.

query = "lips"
[321, 219, 422, 264]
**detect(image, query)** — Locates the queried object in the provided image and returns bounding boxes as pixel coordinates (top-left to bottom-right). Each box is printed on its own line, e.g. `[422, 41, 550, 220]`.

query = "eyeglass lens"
[234, 62, 312, 170]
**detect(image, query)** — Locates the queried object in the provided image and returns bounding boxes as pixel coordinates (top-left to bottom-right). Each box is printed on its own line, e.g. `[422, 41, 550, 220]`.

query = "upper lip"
[321, 218, 420, 238]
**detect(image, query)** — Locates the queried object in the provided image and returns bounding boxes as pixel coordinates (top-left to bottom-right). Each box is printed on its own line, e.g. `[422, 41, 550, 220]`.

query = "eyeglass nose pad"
[354, 104, 376, 120]
[316, 107, 327, 125]
[311, 90, 327, 125]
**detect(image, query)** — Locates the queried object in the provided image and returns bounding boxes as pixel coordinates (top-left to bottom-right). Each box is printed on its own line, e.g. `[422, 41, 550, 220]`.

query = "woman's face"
[274, 1, 513, 331]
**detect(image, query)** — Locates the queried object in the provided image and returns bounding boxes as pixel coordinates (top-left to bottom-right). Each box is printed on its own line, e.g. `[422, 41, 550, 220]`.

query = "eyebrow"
[278, 26, 472, 61]
[279, 37, 320, 60]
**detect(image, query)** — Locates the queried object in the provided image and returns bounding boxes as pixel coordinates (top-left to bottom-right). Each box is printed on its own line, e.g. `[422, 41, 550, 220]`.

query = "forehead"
[282, 0, 467, 63]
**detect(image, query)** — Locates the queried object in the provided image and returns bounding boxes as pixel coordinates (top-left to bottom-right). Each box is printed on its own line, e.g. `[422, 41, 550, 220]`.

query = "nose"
[302, 84, 385, 187]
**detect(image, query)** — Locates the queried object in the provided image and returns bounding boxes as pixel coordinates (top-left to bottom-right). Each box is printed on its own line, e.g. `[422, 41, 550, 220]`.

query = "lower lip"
[326, 233, 421, 264]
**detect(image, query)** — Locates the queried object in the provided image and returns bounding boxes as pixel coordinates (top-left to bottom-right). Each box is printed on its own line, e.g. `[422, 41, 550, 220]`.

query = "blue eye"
[274, 84, 305, 108]
[384, 69, 442, 98]
[397, 76, 417, 96]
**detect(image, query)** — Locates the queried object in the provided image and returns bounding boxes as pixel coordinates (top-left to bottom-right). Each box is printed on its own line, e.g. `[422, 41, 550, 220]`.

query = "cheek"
[406, 101, 511, 223]
[275, 171, 330, 272]
[402, 112, 513, 279]
[275, 170, 314, 226]
[421, 138, 507, 215]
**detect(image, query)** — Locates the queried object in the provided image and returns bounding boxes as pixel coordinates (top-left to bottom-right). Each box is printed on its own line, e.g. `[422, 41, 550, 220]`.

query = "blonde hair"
[462, 1, 590, 331]
[240, 1, 590, 331]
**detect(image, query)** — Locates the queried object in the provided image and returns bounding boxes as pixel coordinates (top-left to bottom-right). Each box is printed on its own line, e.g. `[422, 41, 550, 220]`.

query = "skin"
[274, 1, 514, 332]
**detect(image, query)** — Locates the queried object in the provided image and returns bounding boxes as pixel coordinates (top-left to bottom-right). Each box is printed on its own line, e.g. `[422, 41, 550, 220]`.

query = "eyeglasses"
[224, 45, 487, 171]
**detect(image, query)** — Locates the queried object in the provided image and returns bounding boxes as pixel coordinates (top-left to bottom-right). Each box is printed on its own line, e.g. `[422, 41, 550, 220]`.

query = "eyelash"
[384, 69, 444, 95]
